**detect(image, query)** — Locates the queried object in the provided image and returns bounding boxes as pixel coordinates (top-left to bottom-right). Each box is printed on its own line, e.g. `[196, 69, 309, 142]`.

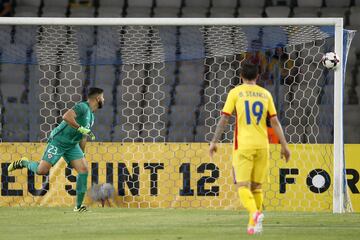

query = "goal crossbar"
[0, 17, 343, 26]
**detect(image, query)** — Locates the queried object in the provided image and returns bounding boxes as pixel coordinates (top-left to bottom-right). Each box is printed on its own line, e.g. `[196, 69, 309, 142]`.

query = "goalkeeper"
[8, 87, 104, 212]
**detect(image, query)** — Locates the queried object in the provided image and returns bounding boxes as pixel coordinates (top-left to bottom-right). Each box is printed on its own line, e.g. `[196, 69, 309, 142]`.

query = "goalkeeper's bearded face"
[96, 94, 104, 109]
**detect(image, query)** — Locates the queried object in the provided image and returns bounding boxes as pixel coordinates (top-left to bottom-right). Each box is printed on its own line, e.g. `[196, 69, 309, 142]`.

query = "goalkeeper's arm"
[63, 109, 81, 129]
[62, 109, 96, 140]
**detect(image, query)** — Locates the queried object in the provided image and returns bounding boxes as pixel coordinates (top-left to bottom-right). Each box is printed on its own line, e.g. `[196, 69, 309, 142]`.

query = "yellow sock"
[238, 187, 257, 226]
[252, 189, 263, 211]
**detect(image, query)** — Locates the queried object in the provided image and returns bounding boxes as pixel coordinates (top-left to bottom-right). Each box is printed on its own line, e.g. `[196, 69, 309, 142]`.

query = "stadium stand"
[41, 0, 69, 17]
[293, 0, 321, 17]
[211, 0, 237, 17]
[153, 0, 181, 17]
[0, 0, 359, 143]
[13, 0, 40, 17]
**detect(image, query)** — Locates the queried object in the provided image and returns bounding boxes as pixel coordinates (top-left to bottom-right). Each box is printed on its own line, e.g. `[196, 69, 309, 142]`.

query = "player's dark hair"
[87, 87, 104, 98]
[240, 60, 259, 81]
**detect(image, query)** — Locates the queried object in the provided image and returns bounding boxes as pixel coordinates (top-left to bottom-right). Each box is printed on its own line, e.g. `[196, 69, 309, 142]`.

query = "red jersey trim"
[269, 114, 277, 118]
[221, 111, 231, 116]
[234, 109, 238, 150]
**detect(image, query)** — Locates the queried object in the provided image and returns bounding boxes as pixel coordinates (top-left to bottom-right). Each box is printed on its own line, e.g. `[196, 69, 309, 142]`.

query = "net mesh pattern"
[0, 23, 352, 211]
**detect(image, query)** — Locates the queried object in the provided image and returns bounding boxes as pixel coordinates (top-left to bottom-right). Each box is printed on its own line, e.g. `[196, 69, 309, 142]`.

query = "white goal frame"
[0, 17, 345, 213]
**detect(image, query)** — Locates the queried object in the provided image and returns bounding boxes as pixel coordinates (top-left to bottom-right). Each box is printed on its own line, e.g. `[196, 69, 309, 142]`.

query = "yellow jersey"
[221, 84, 277, 150]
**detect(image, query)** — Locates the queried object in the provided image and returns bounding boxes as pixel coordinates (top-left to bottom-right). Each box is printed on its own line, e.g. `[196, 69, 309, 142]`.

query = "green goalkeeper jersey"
[49, 101, 95, 147]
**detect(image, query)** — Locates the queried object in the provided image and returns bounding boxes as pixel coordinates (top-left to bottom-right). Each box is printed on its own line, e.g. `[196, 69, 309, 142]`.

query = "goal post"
[333, 19, 344, 213]
[0, 17, 353, 213]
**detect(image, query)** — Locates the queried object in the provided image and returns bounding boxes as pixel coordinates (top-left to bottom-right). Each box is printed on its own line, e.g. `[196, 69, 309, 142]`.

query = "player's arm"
[209, 114, 230, 159]
[62, 108, 96, 140]
[212, 115, 230, 143]
[270, 116, 291, 162]
[209, 90, 235, 159]
[62, 109, 81, 129]
[267, 92, 290, 162]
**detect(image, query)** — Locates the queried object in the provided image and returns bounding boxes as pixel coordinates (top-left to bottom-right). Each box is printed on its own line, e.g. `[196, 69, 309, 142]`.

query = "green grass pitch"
[1, 207, 359, 240]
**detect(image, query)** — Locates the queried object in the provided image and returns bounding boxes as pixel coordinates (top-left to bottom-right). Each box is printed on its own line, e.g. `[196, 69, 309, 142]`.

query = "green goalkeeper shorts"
[42, 140, 84, 166]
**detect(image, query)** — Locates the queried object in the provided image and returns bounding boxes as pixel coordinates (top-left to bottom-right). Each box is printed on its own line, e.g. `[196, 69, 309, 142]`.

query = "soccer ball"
[322, 52, 340, 69]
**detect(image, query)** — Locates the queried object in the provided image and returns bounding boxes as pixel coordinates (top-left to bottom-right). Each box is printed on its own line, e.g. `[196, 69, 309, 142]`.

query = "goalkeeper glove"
[77, 126, 96, 140]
